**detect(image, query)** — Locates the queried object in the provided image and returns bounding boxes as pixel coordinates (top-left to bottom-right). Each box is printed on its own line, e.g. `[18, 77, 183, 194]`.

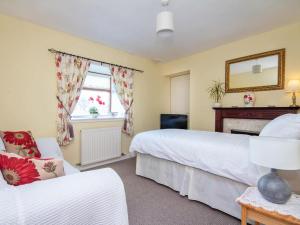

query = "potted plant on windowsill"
[89, 106, 99, 118]
[88, 96, 105, 118]
[208, 81, 225, 107]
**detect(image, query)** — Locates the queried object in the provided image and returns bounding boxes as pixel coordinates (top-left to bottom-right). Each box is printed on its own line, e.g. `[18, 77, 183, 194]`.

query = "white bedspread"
[0, 168, 128, 225]
[130, 129, 268, 186]
[0, 137, 129, 225]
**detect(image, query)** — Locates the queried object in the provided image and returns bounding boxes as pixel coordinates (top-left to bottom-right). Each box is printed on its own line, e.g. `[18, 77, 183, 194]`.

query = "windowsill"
[71, 115, 124, 123]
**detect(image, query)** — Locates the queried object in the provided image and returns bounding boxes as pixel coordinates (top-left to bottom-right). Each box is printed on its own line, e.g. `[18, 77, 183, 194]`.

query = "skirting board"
[77, 152, 136, 171]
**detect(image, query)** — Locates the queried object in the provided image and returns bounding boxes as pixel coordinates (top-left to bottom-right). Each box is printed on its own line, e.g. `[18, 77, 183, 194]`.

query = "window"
[71, 63, 125, 120]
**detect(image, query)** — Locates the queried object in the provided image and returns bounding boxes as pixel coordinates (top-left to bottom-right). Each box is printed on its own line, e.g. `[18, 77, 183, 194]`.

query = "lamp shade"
[250, 136, 300, 170]
[286, 80, 300, 92]
[156, 11, 174, 37]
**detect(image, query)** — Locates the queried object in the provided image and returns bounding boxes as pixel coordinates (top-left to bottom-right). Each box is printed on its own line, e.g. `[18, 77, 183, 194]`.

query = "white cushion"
[0, 172, 9, 189]
[36, 137, 64, 159]
[0, 137, 5, 151]
[260, 114, 300, 139]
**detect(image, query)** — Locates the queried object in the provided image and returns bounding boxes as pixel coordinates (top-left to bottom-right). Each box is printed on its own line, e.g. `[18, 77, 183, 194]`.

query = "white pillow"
[0, 137, 5, 151]
[260, 114, 300, 139]
[36, 137, 64, 159]
[0, 172, 9, 189]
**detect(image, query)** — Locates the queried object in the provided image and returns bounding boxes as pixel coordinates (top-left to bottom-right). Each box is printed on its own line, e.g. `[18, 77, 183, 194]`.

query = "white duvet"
[130, 129, 268, 186]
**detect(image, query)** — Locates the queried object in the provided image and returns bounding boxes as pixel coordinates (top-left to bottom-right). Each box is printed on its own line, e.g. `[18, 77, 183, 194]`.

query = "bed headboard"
[212, 106, 299, 132]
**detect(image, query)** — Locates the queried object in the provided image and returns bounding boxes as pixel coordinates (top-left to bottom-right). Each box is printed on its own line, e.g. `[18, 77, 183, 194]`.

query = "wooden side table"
[237, 187, 300, 225]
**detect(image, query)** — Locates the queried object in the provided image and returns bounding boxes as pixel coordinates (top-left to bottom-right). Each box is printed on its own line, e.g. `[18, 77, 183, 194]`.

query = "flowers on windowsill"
[88, 96, 105, 118]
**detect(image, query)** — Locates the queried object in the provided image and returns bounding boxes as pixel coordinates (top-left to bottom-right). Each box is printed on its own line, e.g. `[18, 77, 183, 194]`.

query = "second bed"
[130, 129, 268, 218]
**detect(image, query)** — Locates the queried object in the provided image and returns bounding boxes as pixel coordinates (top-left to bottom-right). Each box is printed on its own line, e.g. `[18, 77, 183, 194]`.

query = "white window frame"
[71, 68, 124, 122]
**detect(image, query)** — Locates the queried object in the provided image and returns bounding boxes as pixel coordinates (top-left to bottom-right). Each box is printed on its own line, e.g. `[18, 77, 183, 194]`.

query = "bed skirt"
[136, 153, 248, 219]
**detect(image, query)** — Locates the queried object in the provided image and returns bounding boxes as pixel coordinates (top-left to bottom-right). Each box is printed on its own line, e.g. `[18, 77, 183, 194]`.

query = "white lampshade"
[286, 80, 300, 93]
[156, 11, 174, 38]
[250, 136, 300, 170]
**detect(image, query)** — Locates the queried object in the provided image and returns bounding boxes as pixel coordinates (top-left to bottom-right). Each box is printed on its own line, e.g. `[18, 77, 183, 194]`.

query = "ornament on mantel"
[243, 92, 255, 107]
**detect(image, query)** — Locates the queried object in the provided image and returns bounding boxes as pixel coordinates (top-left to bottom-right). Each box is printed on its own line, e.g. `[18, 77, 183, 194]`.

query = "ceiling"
[0, 0, 300, 62]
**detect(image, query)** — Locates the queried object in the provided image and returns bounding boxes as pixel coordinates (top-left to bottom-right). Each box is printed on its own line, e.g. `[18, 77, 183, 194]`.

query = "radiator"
[80, 127, 122, 165]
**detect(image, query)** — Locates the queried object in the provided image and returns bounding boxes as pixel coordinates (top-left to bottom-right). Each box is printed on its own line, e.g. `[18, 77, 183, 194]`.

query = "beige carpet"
[97, 157, 240, 225]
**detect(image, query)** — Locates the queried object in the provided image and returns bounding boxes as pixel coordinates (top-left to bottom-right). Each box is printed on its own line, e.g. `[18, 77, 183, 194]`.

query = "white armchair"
[0, 138, 129, 225]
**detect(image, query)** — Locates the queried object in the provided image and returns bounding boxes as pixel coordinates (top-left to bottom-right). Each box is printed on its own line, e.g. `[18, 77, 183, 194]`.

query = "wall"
[170, 74, 190, 114]
[159, 22, 300, 131]
[0, 14, 169, 165]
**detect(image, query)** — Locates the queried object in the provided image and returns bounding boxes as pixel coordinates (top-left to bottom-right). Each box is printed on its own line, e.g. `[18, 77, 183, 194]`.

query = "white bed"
[130, 129, 269, 219]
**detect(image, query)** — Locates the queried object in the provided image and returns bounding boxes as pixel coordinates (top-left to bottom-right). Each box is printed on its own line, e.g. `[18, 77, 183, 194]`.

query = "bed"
[130, 129, 269, 218]
[130, 113, 300, 219]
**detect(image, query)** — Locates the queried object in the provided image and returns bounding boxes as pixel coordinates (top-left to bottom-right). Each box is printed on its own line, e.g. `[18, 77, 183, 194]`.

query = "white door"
[170, 74, 190, 114]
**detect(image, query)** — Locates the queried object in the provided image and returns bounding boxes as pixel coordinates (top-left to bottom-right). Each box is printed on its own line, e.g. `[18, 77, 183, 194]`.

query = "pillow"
[0, 131, 41, 158]
[259, 114, 300, 139]
[0, 152, 65, 186]
[0, 172, 9, 189]
[0, 138, 5, 151]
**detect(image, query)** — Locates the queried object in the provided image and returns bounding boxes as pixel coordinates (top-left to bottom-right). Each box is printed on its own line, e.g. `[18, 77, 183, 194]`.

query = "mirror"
[225, 49, 285, 93]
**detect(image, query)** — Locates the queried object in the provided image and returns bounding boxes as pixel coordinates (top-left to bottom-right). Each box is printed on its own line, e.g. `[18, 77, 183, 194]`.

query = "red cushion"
[0, 152, 65, 186]
[0, 131, 41, 158]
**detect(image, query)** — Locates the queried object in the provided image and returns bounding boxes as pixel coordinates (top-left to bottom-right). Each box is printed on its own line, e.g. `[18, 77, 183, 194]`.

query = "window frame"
[82, 70, 113, 113]
[71, 67, 124, 121]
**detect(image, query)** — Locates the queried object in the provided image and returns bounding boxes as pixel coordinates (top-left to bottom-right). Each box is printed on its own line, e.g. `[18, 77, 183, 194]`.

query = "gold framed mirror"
[225, 49, 285, 93]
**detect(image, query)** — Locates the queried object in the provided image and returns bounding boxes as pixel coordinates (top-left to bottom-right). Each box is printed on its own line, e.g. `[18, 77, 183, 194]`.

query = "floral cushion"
[0, 131, 41, 158]
[0, 152, 65, 186]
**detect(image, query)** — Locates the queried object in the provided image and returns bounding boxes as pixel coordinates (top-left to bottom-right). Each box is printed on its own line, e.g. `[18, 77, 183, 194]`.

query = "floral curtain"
[110, 66, 134, 136]
[55, 54, 90, 146]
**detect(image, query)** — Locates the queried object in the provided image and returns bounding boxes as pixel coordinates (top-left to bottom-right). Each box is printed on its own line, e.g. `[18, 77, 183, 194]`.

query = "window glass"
[84, 73, 110, 90]
[71, 63, 125, 120]
[72, 90, 110, 117]
[111, 85, 125, 116]
[89, 63, 111, 74]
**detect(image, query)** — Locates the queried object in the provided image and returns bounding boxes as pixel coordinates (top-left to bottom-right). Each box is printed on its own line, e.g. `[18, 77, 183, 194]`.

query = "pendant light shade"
[156, 11, 174, 37]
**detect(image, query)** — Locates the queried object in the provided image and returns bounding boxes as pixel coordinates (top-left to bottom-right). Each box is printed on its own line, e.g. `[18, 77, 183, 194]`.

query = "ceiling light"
[156, 0, 174, 38]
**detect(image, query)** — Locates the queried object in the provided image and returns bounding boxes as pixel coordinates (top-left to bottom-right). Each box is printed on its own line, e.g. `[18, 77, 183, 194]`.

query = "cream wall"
[0, 14, 169, 165]
[159, 22, 300, 131]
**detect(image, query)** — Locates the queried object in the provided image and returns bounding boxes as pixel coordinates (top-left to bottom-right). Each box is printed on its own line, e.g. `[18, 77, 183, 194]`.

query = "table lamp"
[250, 136, 300, 204]
[286, 80, 300, 107]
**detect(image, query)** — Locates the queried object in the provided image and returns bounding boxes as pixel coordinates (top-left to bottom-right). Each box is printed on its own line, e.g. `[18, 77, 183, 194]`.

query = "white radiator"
[81, 127, 122, 166]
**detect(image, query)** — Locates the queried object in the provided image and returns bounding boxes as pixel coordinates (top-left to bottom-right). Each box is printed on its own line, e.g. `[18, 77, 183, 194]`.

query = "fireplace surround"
[213, 107, 300, 133]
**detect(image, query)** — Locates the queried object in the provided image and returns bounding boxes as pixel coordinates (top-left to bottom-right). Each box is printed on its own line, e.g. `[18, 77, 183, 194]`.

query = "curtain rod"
[48, 48, 144, 73]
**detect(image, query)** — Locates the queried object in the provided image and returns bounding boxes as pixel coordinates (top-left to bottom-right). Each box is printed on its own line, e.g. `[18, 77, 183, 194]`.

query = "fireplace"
[213, 107, 299, 133]
[230, 129, 260, 136]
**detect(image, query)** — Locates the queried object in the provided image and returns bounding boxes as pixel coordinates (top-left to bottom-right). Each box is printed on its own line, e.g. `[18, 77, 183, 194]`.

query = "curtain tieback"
[56, 96, 74, 139]
[125, 100, 134, 113]
[56, 96, 71, 116]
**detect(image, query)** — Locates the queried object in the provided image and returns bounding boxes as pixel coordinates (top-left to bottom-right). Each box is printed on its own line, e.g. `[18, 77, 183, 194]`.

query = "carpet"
[96, 157, 240, 225]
